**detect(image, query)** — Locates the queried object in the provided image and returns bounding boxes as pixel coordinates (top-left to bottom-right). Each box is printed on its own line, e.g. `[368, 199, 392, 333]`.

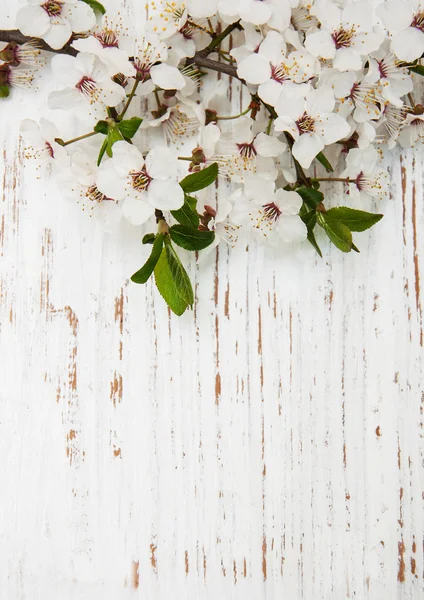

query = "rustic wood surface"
[0, 1, 423, 598]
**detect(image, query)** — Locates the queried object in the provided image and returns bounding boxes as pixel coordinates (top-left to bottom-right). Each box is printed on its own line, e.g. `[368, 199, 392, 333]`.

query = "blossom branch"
[0, 29, 78, 56]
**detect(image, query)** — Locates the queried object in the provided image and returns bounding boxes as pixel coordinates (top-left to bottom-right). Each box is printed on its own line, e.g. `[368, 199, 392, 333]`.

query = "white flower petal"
[306, 87, 335, 117]
[201, 124, 221, 157]
[97, 165, 128, 200]
[240, 0, 272, 24]
[16, 5, 50, 36]
[316, 113, 350, 144]
[42, 20, 72, 50]
[305, 30, 336, 60]
[63, 2, 96, 32]
[292, 133, 324, 169]
[237, 54, 271, 85]
[255, 133, 286, 157]
[50, 54, 82, 85]
[258, 79, 283, 107]
[274, 189, 303, 215]
[259, 30, 285, 64]
[391, 28, 424, 62]
[98, 79, 126, 107]
[148, 180, 184, 210]
[122, 198, 155, 226]
[20, 119, 43, 146]
[112, 142, 143, 173]
[333, 47, 362, 72]
[48, 88, 83, 110]
[150, 63, 186, 90]
[146, 147, 179, 179]
[377, 1, 414, 34]
[276, 215, 307, 243]
[274, 117, 298, 140]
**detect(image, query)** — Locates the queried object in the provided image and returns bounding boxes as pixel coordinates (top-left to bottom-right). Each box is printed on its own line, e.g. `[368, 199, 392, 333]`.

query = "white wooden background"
[1, 1, 423, 598]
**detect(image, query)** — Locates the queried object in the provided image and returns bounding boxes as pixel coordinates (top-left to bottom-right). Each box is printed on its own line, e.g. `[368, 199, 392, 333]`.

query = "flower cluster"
[1, 0, 423, 314]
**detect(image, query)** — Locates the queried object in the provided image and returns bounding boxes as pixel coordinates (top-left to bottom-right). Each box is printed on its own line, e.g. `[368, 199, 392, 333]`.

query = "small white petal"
[150, 63, 186, 90]
[305, 30, 336, 60]
[333, 48, 362, 72]
[16, 6, 50, 37]
[148, 180, 184, 210]
[97, 165, 127, 200]
[255, 133, 286, 158]
[292, 133, 324, 169]
[306, 87, 335, 117]
[391, 28, 424, 62]
[146, 147, 179, 180]
[122, 198, 155, 226]
[63, 2, 96, 32]
[42, 20, 72, 50]
[274, 189, 303, 215]
[276, 215, 307, 243]
[237, 54, 271, 85]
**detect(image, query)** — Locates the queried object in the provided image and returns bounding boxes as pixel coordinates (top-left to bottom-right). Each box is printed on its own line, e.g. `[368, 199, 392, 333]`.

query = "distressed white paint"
[0, 1, 423, 598]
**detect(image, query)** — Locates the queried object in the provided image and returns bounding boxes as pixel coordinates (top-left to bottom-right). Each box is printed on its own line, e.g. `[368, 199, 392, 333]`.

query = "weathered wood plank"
[0, 1, 423, 598]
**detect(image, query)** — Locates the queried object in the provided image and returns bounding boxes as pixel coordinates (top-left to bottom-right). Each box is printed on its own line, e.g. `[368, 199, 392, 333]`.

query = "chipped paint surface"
[0, 4, 423, 599]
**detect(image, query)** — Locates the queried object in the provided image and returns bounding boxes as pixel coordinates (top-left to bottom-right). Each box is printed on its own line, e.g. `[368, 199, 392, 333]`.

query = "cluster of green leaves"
[131, 163, 219, 315]
[298, 186, 383, 256]
[94, 117, 142, 165]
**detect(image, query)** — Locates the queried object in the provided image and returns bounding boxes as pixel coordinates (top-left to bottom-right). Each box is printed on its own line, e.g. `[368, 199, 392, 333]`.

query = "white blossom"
[48, 53, 126, 118]
[16, 0, 96, 50]
[274, 86, 350, 168]
[97, 143, 184, 225]
[378, 0, 424, 62]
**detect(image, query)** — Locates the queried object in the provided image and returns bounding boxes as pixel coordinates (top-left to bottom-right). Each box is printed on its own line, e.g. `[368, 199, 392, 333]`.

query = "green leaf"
[94, 120, 109, 135]
[316, 151, 334, 172]
[131, 234, 164, 284]
[154, 241, 194, 315]
[105, 127, 124, 157]
[296, 187, 324, 210]
[118, 117, 143, 139]
[0, 85, 10, 98]
[409, 64, 424, 76]
[171, 195, 199, 228]
[179, 163, 218, 194]
[318, 213, 352, 253]
[325, 207, 383, 232]
[142, 233, 156, 245]
[97, 137, 109, 166]
[170, 225, 215, 251]
[300, 209, 322, 257]
[81, 0, 106, 15]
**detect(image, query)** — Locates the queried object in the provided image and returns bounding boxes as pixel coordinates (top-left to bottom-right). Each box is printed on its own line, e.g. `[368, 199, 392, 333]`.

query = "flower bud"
[205, 109, 218, 125]
[163, 89, 177, 99]
[0, 42, 18, 66]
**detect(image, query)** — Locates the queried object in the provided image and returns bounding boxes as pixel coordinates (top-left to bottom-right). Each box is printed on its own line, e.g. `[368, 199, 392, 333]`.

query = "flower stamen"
[130, 168, 152, 192]
[332, 26, 355, 49]
[41, 0, 63, 17]
[296, 112, 315, 134]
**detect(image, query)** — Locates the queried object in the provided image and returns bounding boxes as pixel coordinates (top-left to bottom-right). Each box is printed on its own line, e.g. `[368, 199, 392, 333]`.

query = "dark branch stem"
[199, 20, 242, 55]
[0, 29, 78, 56]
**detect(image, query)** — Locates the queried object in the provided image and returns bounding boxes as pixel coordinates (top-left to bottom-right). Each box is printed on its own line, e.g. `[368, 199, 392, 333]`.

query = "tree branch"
[0, 29, 78, 56]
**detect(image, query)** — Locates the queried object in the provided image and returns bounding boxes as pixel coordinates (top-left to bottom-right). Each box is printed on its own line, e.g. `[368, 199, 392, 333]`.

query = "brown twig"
[0, 29, 78, 56]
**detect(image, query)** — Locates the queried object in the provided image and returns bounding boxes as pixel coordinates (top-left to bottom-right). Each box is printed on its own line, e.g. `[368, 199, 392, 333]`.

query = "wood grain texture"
[0, 1, 423, 598]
